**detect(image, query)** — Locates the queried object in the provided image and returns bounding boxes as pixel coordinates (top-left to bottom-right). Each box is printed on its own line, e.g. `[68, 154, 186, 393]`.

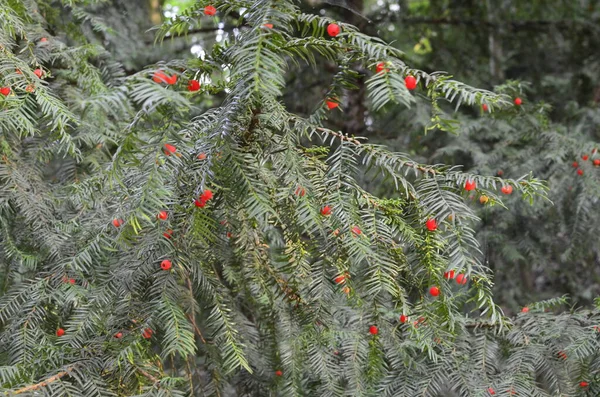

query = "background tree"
[0, 1, 599, 396]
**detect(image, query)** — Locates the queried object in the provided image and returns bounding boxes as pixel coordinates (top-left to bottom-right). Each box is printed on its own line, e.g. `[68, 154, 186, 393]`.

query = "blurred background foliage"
[86, 0, 600, 313]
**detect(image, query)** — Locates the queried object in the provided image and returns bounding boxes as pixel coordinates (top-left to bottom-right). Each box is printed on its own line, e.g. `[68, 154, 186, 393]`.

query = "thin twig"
[13, 367, 74, 394]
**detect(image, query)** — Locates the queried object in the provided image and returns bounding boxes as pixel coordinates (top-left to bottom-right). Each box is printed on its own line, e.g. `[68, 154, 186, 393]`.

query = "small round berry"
[188, 80, 200, 92]
[582, 154, 589, 161]
[456, 274, 468, 285]
[572, 161, 578, 168]
[163, 144, 177, 156]
[514, 97, 522, 106]
[263, 23, 274, 29]
[0, 87, 10, 96]
[204, 5, 217, 16]
[198, 152, 207, 160]
[160, 259, 172, 271]
[275, 370, 283, 376]
[594, 159, 600, 166]
[351, 226, 361, 236]
[521, 307, 529, 313]
[577, 169, 584, 176]
[69, 279, 75, 285]
[320, 205, 332, 216]
[479, 195, 489, 204]
[194, 199, 206, 208]
[400, 314, 408, 323]
[342, 286, 350, 294]
[142, 328, 153, 339]
[114, 332, 123, 339]
[112, 218, 124, 228]
[429, 286, 440, 297]
[501, 185, 513, 195]
[56, 328, 65, 337]
[369, 325, 378, 335]
[334, 275, 345, 284]
[426, 218, 437, 231]
[580, 381, 589, 388]
[294, 186, 306, 196]
[34, 69, 44, 78]
[497, 170, 504, 176]
[376, 62, 388, 74]
[157, 211, 168, 220]
[444, 270, 455, 280]
[482, 104, 488, 112]
[404, 75, 417, 90]
[163, 229, 173, 239]
[488, 387, 496, 395]
[464, 180, 476, 191]
[326, 100, 339, 110]
[327, 23, 340, 37]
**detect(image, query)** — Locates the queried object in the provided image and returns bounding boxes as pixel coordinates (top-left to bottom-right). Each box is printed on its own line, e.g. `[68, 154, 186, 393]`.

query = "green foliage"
[0, 0, 598, 396]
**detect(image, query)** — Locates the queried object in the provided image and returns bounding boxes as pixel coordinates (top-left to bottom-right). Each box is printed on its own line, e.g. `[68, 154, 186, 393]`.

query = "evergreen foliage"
[0, 1, 598, 396]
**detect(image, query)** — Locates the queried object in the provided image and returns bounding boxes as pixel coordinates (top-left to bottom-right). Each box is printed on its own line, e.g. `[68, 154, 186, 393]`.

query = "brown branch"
[136, 367, 160, 385]
[13, 367, 74, 394]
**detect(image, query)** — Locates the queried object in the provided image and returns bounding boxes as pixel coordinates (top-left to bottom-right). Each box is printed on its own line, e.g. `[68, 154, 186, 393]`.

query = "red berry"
[404, 75, 417, 90]
[369, 325, 378, 335]
[426, 218, 437, 231]
[326, 100, 339, 110]
[577, 169, 584, 176]
[400, 314, 408, 323]
[200, 189, 213, 202]
[34, 69, 43, 78]
[198, 153, 207, 160]
[501, 185, 513, 195]
[56, 328, 65, 337]
[557, 350, 567, 360]
[157, 211, 168, 220]
[580, 381, 589, 388]
[429, 286, 440, 297]
[163, 229, 173, 239]
[275, 370, 283, 377]
[194, 199, 206, 208]
[114, 332, 123, 339]
[351, 226, 361, 236]
[521, 307, 529, 313]
[376, 62, 387, 74]
[142, 328, 153, 339]
[188, 79, 200, 92]
[160, 259, 172, 271]
[327, 23, 340, 37]
[263, 23, 273, 29]
[0, 87, 10, 96]
[488, 387, 496, 395]
[482, 104, 488, 112]
[334, 275, 345, 284]
[456, 274, 467, 285]
[464, 180, 476, 191]
[163, 144, 177, 155]
[514, 97, 522, 106]
[497, 170, 503, 176]
[594, 159, 600, 166]
[582, 154, 589, 161]
[320, 205, 332, 216]
[112, 218, 124, 228]
[226, 232, 232, 238]
[152, 71, 167, 83]
[69, 278, 75, 285]
[572, 161, 579, 168]
[204, 5, 217, 16]
[294, 186, 306, 197]
[40, 37, 48, 42]
[444, 270, 455, 280]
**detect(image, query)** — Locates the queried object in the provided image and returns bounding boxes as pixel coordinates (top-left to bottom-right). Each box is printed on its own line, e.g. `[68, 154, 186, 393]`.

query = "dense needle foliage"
[0, 1, 599, 396]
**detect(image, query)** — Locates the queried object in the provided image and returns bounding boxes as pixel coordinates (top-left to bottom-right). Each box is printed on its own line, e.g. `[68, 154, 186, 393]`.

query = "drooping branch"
[12, 367, 74, 394]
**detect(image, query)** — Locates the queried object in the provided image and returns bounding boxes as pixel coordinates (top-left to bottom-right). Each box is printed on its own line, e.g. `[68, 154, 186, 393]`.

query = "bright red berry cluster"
[194, 189, 214, 208]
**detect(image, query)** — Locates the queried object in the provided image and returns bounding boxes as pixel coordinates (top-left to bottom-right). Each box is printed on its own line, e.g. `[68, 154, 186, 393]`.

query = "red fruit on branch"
[197, 152, 207, 160]
[204, 5, 217, 16]
[334, 275, 345, 284]
[194, 199, 206, 208]
[444, 270, 455, 280]
[263, 23, 273, 29]
[429, 286, 440, 297]
[326, 100, 339, 110]
[351, 226, 361, 236]
[521, 307, 529, 313]
[594, 159, 600, 166]
[40, 37, 48, 42]
[160, 259, 172, 271]
[404, 76, 417, 90]
[112, 218, 124, 228]
[572, 161, 578, 168]
[320, 205, 332, 216]
[456, 274, 467, 285]
[376, 62, 388, 74]
[400, 314, 408, 323]
[501, 185, 513, 195]
[163, 144, 177, 155]
[142, 328, 153, 339]
[188, 80, 200, 92]
[275, 370, 283, 376]
[464, 180, 476, 191]
[294, 186, 306, 196]
[69, 279, 75, 285]
[582, 154, 589, 161]
[482, 104, 488, 112]
[580, 381, 589, 388]
[157, 211, 168, 220]
[557, 350, 567, 360]
[488, 388, 496, 395]
[0, 87, 10, 96]
[426, 218, 437, 231]
[56, 328, 65, 337]
[369, 325, 378, 335]
[514, 97, 522, 106]
[34, 69, 44, 78]
[114, 332, 123, 339]
[327, 23, 340, 37]
[163, 229, 173, 239]
[577, 169, 584, 176]
[200, 189, 213, 202]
